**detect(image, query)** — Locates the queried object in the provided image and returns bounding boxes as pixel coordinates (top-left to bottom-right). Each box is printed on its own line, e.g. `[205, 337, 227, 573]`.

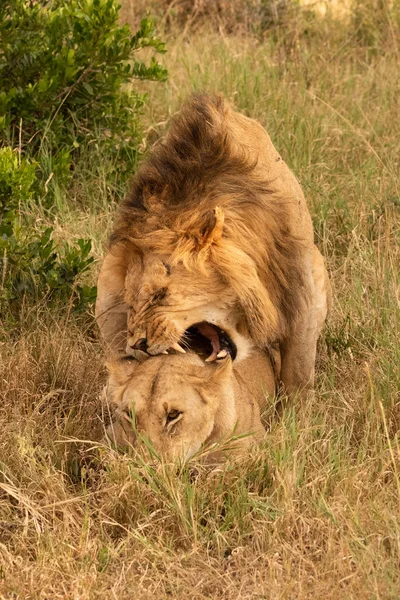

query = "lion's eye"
[162, 261, 171, 276]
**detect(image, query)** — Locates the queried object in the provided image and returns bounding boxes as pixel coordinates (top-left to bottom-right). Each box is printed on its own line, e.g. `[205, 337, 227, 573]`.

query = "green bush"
[0, 1, 167, 161]
[0, 147, 36, 235]
[0, 148, 95, 315]
[0, 1, 167, 318]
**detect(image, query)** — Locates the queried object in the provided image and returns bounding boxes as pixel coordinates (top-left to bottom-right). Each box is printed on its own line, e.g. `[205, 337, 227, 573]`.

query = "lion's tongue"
[196, 322, 220, 362]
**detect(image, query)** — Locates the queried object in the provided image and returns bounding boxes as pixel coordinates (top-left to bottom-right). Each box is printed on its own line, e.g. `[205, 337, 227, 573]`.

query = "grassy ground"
[1, 5, 400, 599]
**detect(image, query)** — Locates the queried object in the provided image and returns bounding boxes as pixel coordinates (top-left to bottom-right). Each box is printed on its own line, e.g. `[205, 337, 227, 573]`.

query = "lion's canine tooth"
[171, 342, 186, 354]
[205, 352, 218, 363]
[217, 349, 228, 359]
[161, 350, 169, 355]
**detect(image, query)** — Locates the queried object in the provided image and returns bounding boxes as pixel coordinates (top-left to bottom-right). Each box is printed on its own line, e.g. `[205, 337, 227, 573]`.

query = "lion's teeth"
[217, 349, 228, 359]
[161, 350, 169, 355]
[205, 351, 218, 363]
[171, 342, 186, 354]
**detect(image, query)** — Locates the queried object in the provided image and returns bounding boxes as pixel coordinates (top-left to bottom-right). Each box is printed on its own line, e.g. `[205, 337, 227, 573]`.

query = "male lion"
[105, 345, 277, 462]
[96, 93, 330, 396]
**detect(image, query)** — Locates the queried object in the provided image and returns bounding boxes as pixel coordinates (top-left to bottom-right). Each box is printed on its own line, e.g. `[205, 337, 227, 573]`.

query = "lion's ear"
[199, 206, 224, 249]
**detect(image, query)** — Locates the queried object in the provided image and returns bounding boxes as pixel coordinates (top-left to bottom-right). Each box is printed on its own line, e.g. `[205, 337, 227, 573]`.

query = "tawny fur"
[105, 349, 276, 462]
[96, 93, 329, 395]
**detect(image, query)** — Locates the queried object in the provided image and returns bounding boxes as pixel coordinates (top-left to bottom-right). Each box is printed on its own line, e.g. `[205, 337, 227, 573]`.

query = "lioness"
[96, 93, 330, 396]
[105, 346, 277, 462]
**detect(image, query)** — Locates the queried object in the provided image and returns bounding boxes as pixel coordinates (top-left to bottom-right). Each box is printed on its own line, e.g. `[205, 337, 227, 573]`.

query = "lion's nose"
[130, 337, 148, 351]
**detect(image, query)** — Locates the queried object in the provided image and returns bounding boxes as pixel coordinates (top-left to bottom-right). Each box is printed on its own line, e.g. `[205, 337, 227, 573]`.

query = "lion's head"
[120, 210, 260, 361]
[96, 93, 312, 389]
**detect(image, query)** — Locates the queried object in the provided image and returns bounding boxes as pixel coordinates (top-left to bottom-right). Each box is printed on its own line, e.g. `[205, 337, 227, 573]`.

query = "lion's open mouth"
[129, 322, 237, 362]
[183, 322, 237, 362]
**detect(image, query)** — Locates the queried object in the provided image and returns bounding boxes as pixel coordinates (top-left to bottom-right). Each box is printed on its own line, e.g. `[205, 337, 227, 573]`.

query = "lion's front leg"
[280, 307, 319, 397]
[280, 245, 331, 398]
[95, 247, 130, 357]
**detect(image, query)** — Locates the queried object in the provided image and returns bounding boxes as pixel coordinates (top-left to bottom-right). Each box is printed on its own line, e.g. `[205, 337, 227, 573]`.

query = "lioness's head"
[106, 353, 238, 462]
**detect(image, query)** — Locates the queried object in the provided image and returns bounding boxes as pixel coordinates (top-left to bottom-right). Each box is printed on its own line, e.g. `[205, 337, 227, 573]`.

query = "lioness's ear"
[106, 357, 137, 387]
[208, 354, 233, 380]
[199, 206, 224, 250]
[189, 355, 232, 390]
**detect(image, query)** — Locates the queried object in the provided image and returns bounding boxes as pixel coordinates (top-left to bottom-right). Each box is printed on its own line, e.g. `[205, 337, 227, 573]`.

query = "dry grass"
[119, 0, 291, 34]
[1, 4, 400, 598]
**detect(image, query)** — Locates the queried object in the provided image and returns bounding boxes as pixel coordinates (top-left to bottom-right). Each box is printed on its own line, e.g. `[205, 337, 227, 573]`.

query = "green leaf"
[82, 81, 94, 95]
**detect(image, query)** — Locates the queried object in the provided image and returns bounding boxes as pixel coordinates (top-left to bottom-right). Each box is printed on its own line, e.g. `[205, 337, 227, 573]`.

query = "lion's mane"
[109, 93, 308, 344]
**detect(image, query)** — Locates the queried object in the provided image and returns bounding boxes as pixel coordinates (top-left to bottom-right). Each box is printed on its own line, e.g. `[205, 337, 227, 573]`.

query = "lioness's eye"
[123, 408, 134, 420]
[166, 409, 181, 423]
